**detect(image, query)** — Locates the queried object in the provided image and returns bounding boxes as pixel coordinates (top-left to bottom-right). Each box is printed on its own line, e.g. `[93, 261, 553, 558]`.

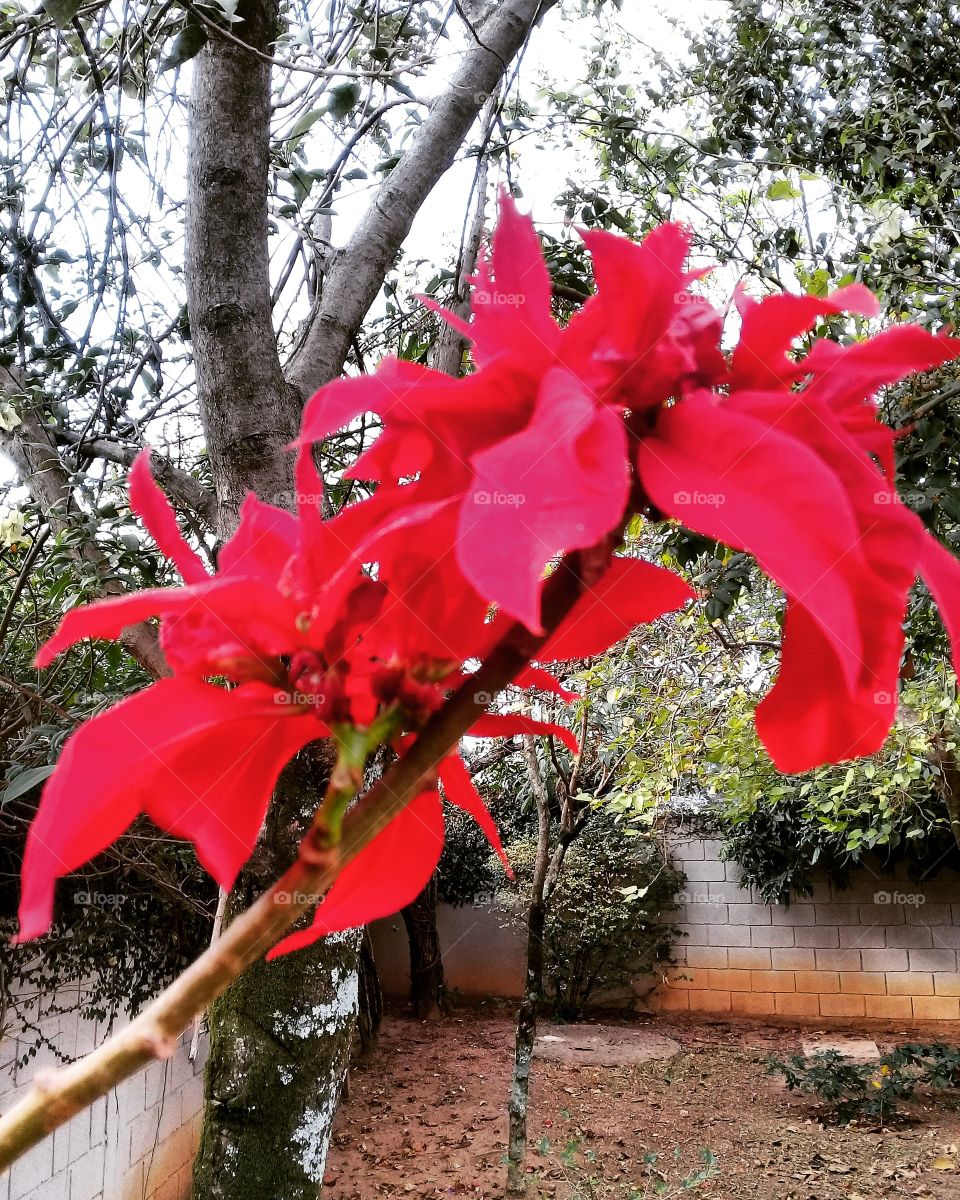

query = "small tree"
[504, 818, 681, 1020]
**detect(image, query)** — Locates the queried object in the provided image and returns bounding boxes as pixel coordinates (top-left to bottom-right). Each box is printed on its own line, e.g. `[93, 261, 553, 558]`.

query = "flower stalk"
[0, 545, 603, 1172]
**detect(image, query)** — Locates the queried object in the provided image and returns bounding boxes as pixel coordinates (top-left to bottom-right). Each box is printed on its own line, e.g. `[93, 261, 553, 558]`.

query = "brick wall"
[659, 836, 960, 1021]
[371, 837, 960, 1023]
[0, 1001, 206, 1200]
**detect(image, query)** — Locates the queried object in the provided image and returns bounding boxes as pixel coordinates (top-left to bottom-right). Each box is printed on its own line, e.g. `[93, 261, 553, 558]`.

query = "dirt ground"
[323, 1005, 960, 1200]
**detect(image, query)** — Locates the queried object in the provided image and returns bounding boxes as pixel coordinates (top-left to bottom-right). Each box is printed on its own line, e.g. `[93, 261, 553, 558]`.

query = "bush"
[768, 1043, 960, 1124]
[503, 818, 683, 1019]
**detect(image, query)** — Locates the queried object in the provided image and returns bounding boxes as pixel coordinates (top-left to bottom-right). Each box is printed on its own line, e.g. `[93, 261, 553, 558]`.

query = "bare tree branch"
[52, 430, 216, 527]
[285, 0, 557, 398]
[0, 366, 168, 679]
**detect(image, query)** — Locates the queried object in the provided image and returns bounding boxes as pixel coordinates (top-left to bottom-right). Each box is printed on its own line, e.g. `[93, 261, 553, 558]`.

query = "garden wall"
[0, 998, 205, 1200]
[370, 836, 960, 1022]
[663, 836, 960, 1022]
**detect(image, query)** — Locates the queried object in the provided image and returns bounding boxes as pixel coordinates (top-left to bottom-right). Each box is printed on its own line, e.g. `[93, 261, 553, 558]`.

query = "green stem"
[0, 542, 612, 1172]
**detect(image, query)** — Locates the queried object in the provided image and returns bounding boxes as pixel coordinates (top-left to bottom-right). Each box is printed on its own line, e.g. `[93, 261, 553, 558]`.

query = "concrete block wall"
[0, 1003, 206, 1200]
[659, 836, 960, 1021]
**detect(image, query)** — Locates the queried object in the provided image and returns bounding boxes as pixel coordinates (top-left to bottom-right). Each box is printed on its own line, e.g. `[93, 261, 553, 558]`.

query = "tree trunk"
[185, 0, 303, 526]
[401, 873, 447, 1018]
[193, 745, 361, 1200]
[506, 736, 552, 1197]
[183, 0, 565, 1192]
[356, 927, 383, 1056]
[185, 5, 363, 1194]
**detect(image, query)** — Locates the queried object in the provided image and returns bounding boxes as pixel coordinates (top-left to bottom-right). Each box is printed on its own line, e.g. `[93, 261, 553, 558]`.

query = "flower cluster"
[18, 194, 960, 953]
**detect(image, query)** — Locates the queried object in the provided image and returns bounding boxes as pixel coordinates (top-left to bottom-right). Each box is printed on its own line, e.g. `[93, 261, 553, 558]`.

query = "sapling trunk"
[507, 708, 589, 1194]
[506, 733, 553, 1197]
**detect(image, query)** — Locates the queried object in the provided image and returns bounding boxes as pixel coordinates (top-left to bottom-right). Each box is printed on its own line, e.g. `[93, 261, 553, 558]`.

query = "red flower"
[299, 193, 712, 634]
[18, 454, 532, 946]
[636, 288, 960, 771]
[302, 195, 960, 773]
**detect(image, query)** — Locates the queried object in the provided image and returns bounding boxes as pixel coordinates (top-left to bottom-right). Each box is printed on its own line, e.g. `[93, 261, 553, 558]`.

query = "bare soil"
[323, 1005, 960, 1200]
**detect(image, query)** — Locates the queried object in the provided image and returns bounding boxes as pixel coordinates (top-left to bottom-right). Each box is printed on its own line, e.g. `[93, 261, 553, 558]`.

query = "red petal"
[438, 753, 510, 872]
[514, 665, 578, 703]
[755, 603, 900, 773]
[129, 450, 208, 584]
[539, 557, 695, 661]
[806, 324, 958, 394]
[457, 367, 629, 632]
[36, 575, 300, 670]
[267, 788, 444, 957]
[731, 284, 879, 390]
[638, 395, 865, 687]
[469, 713, 579, 755]
[920, 534, 960, 678]
[16, 680, 318, 941]
[457, 191, 558, 367]
[219, 494, 298, 582]
[569, 223, 691, 363]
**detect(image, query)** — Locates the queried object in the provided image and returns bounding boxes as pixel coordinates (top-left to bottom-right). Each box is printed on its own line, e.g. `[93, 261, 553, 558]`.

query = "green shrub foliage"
[769, 1043, 960, 1124]
[502, 819, 683, 1019]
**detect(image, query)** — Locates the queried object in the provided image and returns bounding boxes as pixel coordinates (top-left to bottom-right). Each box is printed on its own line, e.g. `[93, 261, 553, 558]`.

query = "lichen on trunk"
[192, 745, 361, 1200]
[192, 932, 359, 1199]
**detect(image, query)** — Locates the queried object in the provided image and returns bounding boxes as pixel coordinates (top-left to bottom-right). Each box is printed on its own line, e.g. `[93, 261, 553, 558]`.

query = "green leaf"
[2, 765, 56, 805]
[766, 178, 802, 201]
[287, 108, 325, 141]
[44, 0, 81, 25]
[327, 83, 361, 121]
[161, 24, 208, 71]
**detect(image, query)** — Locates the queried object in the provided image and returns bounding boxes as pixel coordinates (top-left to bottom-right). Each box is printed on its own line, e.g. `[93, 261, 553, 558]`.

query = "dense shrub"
[502, 819, 683, 1019]
[769, 1043, 960, 1124]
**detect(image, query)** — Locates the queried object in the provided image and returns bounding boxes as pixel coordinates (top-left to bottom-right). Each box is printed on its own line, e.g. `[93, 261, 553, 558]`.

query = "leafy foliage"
[500, 818, 683, 1019]
[769, 1043, 960, 1124]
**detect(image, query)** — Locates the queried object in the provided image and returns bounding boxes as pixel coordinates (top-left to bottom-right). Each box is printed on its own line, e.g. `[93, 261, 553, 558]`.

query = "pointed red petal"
[35, 575, 300, 669]
[469, 713, 579, 755]
[920, 534, 960, 679]
[16, 680, 317, 941]
[128, 450, 208, 584]
[267, 788, 445, 957]
[438, 753, 510, 873]
[638, 395, 865, 687]
[218, 494, 298, 582]
[731, 284, 879, 390]
[457, 368, 629, 632]
[755, 603, 900, 773]
[539, 557, 695, 661]
[803, 326, 960, 418]
[514, 665, 578, 703]
[458, 191, 559, 368]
